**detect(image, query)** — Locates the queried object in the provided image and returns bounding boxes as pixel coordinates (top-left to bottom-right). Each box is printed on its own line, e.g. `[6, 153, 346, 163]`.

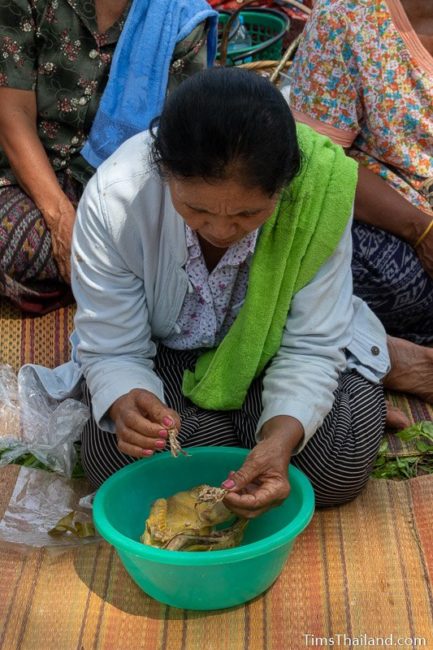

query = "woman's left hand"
[222, 417, 304, 519]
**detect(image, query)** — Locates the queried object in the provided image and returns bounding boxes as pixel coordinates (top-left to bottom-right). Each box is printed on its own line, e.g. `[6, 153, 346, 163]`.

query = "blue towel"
[81, 0, 218, 168]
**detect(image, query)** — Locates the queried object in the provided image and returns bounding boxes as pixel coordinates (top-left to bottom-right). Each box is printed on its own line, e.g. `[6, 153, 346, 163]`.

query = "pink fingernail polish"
[222, 479, 235, 489]
[142, 449, 153, 456]
[158, 430, 168, 438]
[155, 439, 166, 449]
[162, 416, 173, 427]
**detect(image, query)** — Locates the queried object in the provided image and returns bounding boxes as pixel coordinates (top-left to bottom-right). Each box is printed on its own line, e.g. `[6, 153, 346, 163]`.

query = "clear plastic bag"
[0, 364, 89, 478]
[0, 466, 99, 552]
[227, 15, 252, 54]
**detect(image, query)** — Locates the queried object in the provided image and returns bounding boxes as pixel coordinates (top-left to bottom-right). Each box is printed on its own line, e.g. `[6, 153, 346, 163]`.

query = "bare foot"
[385, 401, 410, 429]
[384, 335, 433, 403]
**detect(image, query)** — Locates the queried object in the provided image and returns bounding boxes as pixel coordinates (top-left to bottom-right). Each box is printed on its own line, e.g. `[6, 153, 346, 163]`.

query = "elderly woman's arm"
[224, 217, 362, 516]
[0, 87, 75, 281]
[72, 163, 181, 455]
[354, 165, 433, 276]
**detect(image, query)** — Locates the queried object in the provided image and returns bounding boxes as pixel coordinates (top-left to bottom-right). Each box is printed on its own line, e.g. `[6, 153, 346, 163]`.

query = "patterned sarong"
[0, 173, 82, 314]
[352, 221, 433, 345]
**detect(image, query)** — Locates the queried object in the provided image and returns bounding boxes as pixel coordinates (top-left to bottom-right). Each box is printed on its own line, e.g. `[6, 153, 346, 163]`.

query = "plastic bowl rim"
[93, 447, 315, 566]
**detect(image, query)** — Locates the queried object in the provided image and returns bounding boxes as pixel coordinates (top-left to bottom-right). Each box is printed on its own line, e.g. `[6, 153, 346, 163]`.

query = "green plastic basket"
[218, 8, 289, 66]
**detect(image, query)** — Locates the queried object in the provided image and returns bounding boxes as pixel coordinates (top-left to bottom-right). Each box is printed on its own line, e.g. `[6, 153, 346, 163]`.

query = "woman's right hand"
[109, 389, 181, 457]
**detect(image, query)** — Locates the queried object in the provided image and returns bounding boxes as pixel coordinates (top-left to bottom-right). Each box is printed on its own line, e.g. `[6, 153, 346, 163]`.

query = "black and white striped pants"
[81, 345, 386, 507]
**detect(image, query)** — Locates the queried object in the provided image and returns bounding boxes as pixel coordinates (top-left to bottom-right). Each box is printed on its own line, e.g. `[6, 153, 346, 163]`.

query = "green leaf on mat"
[416, 440, 432, 453]
[373, 420, 433, 480]
[396, 421, 433, 443]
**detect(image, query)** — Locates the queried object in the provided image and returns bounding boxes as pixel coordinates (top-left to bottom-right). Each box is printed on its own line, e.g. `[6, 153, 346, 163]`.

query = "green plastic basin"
[93, 447, 315, 610]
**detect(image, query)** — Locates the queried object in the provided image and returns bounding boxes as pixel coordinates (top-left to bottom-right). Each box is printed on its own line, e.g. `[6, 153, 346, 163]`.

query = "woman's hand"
[43, 195, 77, 283]
[109, 389, 181, 457]
[222, 416, 304, 519]
[0, 87, 79, 283]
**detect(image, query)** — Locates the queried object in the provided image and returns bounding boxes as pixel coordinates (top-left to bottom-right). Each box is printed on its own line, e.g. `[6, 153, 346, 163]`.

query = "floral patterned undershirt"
[289, 0, 433, 213]
[162, 224, 258, 350]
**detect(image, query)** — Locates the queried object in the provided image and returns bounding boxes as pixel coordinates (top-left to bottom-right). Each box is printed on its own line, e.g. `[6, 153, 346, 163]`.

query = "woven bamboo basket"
[218, 0, 310, 86]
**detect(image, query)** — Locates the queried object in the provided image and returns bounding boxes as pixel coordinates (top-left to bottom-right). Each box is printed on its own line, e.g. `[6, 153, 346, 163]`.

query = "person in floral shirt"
[289, 0, 433, 405]
[0, 0, 213, 313]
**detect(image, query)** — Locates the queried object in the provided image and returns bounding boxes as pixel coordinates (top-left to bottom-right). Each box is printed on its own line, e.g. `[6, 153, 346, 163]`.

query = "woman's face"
[168, 176, 279, 248]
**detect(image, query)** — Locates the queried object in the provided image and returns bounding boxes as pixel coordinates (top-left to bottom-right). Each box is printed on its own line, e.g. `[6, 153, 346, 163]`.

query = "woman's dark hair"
[150, 67, 301, 196]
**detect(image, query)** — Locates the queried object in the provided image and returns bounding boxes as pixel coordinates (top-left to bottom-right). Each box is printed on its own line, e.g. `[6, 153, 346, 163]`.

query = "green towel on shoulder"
[182, 123, 358, 410]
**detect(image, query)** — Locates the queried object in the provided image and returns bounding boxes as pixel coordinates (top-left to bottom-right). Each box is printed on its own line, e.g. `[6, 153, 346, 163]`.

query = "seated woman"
[71, 67, 390, 514]
[0, 0, 216, 314]
[289, 0, 433, 402]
